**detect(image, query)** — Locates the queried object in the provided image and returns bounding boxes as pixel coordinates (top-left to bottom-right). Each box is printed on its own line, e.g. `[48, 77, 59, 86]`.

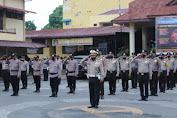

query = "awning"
[0, 5, 36, 14]
[61, 19, 71, 22]
[0, 40, 48, 48]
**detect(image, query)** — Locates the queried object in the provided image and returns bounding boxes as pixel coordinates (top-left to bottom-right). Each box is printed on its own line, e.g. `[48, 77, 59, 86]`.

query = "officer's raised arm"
[80, 55, 90, 66]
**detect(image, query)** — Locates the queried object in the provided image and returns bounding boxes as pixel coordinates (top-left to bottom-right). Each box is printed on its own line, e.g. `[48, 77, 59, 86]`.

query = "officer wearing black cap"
[32, 55, 43, 93]
[64, 54, 78, 94]
[7, 53, 21, 96]
[44, 54, 62, 97]
[130, 53, 138, 89]
[0, 55, 10, 92]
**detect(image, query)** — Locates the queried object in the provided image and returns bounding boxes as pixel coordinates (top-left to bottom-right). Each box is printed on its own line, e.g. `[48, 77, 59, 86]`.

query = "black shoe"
[125, 90, 129, 92]
[108, 93, 113, 95]
[166, 88, 169, 90]
[72, 91, 75, 94]
[21, 87, 25, 89]
[170, 88, 173, 90]
[68, 91, 73, 94]
[154, 94, 158, 96]
[112, 93, 115, 95]
[11, 93, 15, 96]
[95, 106, 99, 108]
[49, 94, 55, 97]
[88, 105, 95, 108]
[34, 90, 40, 93]
[121, 90, 125, 92]
[2, 89, 9, 92]
[101, 95, 104, 99]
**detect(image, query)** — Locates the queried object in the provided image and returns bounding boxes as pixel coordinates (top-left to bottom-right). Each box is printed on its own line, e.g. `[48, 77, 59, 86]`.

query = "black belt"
[121, 70, 128, 73]
[50, 73, 57, 75]
[11, 70, 18, 72]
[139, 73, 148, 75]
[34, 70, 40, 71]
[68, 71, 75, 73]
[107, 71, 116, 73]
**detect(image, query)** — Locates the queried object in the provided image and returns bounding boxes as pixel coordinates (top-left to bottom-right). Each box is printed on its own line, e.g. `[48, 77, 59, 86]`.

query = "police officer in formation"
[81, 50, 105, 108]
[42, 57, 49, 81]
[20, 56, 29, 89]
[64, 54, 78, 94]
[130, 53, 138, 89]
[44, 54, 62, 97]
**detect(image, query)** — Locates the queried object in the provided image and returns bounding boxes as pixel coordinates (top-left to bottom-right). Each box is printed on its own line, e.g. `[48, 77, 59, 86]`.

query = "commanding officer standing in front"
[132, 50, 152, 101]
[104, 52, 119, 95]
[81, 50, 105, 108]
[7, 53, 21, 96]
[0, 55, 10, 92]
[20, 56, 29, 89]
[119, 53, 131, 92]
[64, 54, 78, 94]
[32, 56, 43, 93]
[44, 54, 62, 97]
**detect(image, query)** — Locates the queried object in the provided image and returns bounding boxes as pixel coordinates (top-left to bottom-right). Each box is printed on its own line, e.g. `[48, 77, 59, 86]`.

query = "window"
[6, 11, 24, 20]
[65, 21, 70, 26]
[0, 10, 3, 30]
[62, 46, 77, 54]
[100, 23, 113, 27]
[94, 24, 97, 26]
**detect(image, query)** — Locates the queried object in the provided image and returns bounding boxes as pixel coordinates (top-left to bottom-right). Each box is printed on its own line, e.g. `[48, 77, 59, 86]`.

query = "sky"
[25, 0, 63, 30]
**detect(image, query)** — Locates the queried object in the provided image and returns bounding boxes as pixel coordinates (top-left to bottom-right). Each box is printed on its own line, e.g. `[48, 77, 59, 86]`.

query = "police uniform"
[132, 52, 152, 101]
[42, 58, 49, 81]
[44, 56, 62, 97]
[20, 59, 29, 89]
[80, 50, 105, 108]
[130, 55, 138, 89]
[32, 57, 43, 93]
[104, 57, 119, 95]
[8, 54, 21, 96]
[174, 56, 177, 86]
[158, 56, 169, 93]
[167, 56, 174, 90]
[119, 56, 131, 92]
[150, 57, 159, 95]
[0, 57, 10, 92]
[64, 57, 78, 93]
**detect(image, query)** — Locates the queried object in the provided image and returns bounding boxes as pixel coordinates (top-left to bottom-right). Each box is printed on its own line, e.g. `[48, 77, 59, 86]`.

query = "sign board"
[156, 16, 177, 53]
[52, 38, 93, 46]
[27, 48, 38, 54]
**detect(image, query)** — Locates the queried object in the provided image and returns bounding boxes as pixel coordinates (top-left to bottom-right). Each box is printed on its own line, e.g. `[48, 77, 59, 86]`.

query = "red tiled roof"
[26, 26, 129, 39]
[112, 0, 177, 23]
[0, 5, 36, 14]
[0, 40, 47, 48]
[98, 8, 129, 15]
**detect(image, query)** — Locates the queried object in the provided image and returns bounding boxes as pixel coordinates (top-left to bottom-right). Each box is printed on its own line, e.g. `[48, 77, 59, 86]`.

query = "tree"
[42, 5, 63, 30]
[25, 20, 37, 31]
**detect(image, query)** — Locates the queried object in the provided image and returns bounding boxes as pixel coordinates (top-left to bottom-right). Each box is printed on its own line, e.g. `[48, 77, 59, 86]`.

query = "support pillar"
[129, 23, 135, 55]
[142, 27, 147, 50]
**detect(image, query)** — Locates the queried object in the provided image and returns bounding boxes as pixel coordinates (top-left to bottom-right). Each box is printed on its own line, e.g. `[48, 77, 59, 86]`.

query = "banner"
[52, 38, 93, 46]
[156, 16, 177, 53]
[27, 48, 38, 54]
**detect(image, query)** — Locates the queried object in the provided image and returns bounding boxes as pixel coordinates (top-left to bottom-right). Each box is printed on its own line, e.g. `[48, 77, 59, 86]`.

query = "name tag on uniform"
[90, 74, 93, 77]
[155, 60, 157, 62]
[141, 73, 144, 75]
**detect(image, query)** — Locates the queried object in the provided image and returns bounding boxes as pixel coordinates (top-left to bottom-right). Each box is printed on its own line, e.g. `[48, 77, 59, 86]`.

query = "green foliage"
[25, 20, 37, 31]
[42, 5, 63, 30]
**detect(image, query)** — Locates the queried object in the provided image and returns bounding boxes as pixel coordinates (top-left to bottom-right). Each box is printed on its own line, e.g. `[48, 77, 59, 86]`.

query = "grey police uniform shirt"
[44, 60, 62, 78]
[21, 61, 29, 74]
[119, 59, 131, 74]
[9, 59, 21, 76]
[129, 57, 138, 69]
[132, 57, 152, 77]
[57, 59, 63, 70]
[42, 60, 49, 70]
[103, 58, 119, 75]
[64, 59, 78, 76]
[150, 58, 159, 72]
[174, 59, 177, 72]
[31, 60, 43, 76]
[158, 59, 170, 75]
[167, 58, 174, 71]
[80, 57, 105, 80]
[1, 60, 9, 70]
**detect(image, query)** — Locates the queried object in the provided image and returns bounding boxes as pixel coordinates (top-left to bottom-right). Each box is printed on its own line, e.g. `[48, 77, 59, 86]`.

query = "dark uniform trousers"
[21, 71, 27, 88]
[89, 77, 100, 106]
[67, 76, 76, 92]
[138, 73, 149, 99]
[159, 71, 167, 92]
[107, 71, 116, 94]
[11, 76, 20, 94]
[100, 81, 104, 96]
[43, 69, 48, 81]
[121, 70, 129, 91]
[150, 71, 158, 95]
[2, 70, 10, 90]
[50, 77, 60, 95]
[131, 68, 138, 88]
[174, 73, 177, 87]
[167, 70, 174, 89]
[33, 76, 41, 91]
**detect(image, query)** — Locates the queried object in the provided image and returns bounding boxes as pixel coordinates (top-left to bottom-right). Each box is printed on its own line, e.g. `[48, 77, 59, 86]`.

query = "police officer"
[64, 54, 78, 94]
[132, 50, 152, 101]
[44, 54, 62, 97]
[174, 53, 177, 86]
[7, 53, 21, 96]
[158, 53, 169, 93]
[20, 56, 29, 89]
[104, 52, 119, 95]
[32, 56, 43, 93]
[149, 52, 159, 96]
[42, 57, 49, 81]
[81, 50, 105, 108]
[96, 49, 105, 99]
[0, 55, 10, 92]
[118, 53, 131, 92]
[166, 53, 174, 90]
[130, 53, 138, 89]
